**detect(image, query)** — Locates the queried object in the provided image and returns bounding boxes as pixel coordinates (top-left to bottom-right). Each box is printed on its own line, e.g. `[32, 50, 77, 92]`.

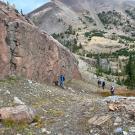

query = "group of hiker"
[97, 78, 115, 96]
[53, 72, 115, 96]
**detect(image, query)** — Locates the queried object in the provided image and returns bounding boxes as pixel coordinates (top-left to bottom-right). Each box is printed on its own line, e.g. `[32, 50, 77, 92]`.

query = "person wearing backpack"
[102, 80, 105, 90]
[110, 85, 115, 96]
[59, 74, 65, 89]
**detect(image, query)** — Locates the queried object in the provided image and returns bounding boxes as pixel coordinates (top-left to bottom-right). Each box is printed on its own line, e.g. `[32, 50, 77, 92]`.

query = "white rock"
[41, 128, 51, 134]
[90, 130, 93, 133]
[14, 97, 25, 105]
[129, 127, 135, 133]
[28, 80, 33, 84]
[114, 123, 119, 126]
[68, 87, 72, 90]
[47, 90, 51, 93]
[4, 90, 10, 95]
[41, 128, 47, 133]
[123, 131, 128, 135]
[46, 131, 51, 134]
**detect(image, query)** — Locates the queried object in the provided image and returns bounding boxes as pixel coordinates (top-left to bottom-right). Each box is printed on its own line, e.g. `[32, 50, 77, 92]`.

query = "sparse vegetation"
[125, 9, 135, 20]
[98, 11, 122, 26]
[125, 55, 135, 89]
[0, 75, 20, 85]
[112, 49, 135, 58]
[84, 30, 106, 40]
[84, 15, 95, 23]
[119, 35, 135, 42]
[47, 109, 64, 117]
[97, 10, 135, 33]
[52, 26, 83, 53]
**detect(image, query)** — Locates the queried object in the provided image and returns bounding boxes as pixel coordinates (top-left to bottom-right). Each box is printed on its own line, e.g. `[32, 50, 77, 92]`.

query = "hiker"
[110, 85, 115, 96]
[20, 9, 24, 16]
[97, 79, 101, 87]
[102, 80, 105, 90]
[59, 74, 65, 89]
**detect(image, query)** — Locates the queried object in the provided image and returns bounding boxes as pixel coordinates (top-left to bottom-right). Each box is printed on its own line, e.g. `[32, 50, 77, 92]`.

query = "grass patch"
[53, 97, 67, 104]
[0, 76, 20, 85]
[98, 89, 135, 97]
[32, 98, 49, 108]
[45, 118, 56, 125]
[46, 109, 64, 117]
[2, 119, 28, 132]
[30, 115, 45, 128]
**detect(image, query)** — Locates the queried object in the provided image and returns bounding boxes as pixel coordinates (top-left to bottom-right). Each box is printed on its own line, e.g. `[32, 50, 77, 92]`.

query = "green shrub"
[84, 30, 106, 39]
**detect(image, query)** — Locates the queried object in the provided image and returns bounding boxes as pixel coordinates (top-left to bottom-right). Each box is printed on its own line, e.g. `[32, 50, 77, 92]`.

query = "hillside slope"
[28, 0, 135, 55]
[29, 0, 135, 34]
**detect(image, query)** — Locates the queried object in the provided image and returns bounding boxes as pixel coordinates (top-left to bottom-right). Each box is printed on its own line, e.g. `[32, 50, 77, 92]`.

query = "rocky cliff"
[0, 1, 81, 83]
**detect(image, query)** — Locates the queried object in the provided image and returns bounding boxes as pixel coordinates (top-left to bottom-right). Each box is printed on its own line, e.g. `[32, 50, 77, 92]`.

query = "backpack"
[111, 86, 114, 91]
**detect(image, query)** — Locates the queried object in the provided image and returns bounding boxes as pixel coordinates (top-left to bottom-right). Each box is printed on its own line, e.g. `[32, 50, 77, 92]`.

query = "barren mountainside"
[28, 0, 135, 56]
[29, 0, 135, 34]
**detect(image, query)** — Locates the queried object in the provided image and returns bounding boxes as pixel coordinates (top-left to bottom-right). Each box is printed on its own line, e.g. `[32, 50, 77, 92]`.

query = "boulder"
[0, 105, 35, 123]
[108, 103, 119, 111]
[0, 2, 81, 84]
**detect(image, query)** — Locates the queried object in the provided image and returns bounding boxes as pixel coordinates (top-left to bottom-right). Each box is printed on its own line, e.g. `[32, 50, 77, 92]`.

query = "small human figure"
[110, 85, 115, 96]
[97, 79, 101, 88]
[20, 9, 24, 16]
[102, 81, 105, 90]
[59, 74, 65, 89]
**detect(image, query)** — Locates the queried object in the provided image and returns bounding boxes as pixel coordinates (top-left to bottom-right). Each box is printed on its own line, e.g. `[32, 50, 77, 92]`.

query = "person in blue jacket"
[59, 74, 65, 88]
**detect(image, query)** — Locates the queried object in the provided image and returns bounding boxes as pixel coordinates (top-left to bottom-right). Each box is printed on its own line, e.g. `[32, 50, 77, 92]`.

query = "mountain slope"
[28, 0, 135, 34]
[28, 0, 135, 55]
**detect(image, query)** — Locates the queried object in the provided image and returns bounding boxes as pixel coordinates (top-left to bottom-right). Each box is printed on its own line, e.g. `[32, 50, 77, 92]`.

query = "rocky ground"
[0, 77, 134, 135]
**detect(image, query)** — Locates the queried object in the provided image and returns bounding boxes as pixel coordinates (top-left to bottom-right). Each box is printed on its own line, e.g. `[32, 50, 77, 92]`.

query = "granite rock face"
[0, 2, 81, 83]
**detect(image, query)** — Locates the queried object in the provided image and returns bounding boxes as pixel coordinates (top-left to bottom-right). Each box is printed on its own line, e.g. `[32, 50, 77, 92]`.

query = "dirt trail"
[0, 78, 103, 135]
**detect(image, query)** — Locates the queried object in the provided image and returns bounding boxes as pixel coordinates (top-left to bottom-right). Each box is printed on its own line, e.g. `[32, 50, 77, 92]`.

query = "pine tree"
[125, 55, 135, 89]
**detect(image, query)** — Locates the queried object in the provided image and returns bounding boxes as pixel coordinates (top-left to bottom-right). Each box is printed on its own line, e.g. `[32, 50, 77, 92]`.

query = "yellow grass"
[99, 88, 135, 97]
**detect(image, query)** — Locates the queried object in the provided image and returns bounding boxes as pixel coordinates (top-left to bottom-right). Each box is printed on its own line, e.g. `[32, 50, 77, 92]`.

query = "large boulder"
[0, 2, 81, 83]
[0, 105, 35, 123]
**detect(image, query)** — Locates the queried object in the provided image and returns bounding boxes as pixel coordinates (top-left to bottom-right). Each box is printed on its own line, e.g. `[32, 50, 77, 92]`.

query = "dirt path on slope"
[0, 78, 103, 135]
